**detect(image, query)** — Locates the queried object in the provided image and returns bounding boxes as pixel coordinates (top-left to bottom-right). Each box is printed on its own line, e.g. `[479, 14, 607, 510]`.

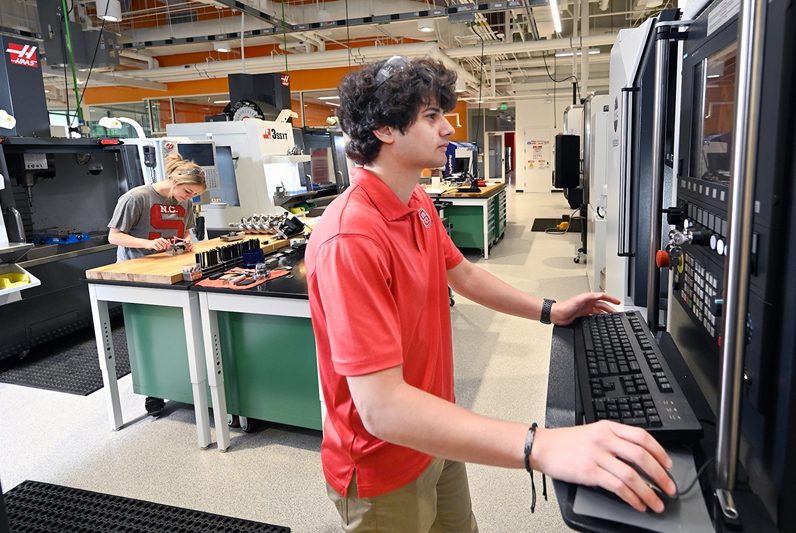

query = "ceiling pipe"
[119, 49, 159, 69]
[444, 33, 617, 59]
[117, 41, 481, 87]
[109, 34, 616, 88]
[296, 32, 327, 51]
[278, 41, 313, 53]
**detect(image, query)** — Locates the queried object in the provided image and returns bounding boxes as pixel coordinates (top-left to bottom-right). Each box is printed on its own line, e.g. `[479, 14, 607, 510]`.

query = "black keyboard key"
[575, 312, 703, 442]
[623, 417, 648, 427]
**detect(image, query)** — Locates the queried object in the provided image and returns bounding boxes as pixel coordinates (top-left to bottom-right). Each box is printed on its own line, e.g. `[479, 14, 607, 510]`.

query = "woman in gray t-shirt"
[107, 153, 207, 262]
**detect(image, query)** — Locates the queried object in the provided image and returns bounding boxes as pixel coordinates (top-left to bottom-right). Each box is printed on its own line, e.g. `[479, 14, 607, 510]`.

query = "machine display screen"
[453, 157, 470, 176]
[689, 43, 737, 184]
[214, 146, 240, 206]
[178, 142, 216, 167]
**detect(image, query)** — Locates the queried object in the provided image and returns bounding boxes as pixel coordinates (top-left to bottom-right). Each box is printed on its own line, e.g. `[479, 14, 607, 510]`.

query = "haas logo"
[261, 127, 289, 141]
[7, 43, 37, 67]
[281, 74, 290, 86]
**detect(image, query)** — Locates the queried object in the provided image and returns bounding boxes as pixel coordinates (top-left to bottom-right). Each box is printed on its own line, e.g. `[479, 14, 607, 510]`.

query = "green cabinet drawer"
[121, 302, 321, 430]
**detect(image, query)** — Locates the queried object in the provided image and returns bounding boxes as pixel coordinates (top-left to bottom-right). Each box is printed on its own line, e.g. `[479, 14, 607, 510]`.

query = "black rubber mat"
[531, 218, 583, 232]
[4, 480, 290, 532]
[0, 323, 130, 396]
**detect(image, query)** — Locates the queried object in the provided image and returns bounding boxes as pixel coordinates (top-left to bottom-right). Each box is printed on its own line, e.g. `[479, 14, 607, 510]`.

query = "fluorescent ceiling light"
[554, 49, 601, 57]
[418, 19, 434, 33]
[96, 0, 122, 22]
[707, 74, 721, 79]
[550, 0, 562, 33]
[325, 102, 340, 107]
[318, 96, 339, 100]
[213, 100, 230, 104]
[213, 42, 230, 53]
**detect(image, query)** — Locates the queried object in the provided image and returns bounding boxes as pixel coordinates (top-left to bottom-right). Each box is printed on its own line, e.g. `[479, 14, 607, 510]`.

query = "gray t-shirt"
[108, 184, 196, 262]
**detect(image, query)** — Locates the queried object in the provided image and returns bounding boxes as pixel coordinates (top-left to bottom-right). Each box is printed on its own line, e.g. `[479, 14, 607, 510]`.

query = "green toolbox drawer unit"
[441, 184, 506, 258]
[122, 303, 321, 431]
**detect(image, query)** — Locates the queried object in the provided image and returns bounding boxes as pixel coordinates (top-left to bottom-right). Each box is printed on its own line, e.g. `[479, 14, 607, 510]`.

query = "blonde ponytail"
[164, 152, 206, 188]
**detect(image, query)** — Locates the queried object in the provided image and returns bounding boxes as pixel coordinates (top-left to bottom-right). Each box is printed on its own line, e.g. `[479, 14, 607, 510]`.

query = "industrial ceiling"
[0, 0, 673, 106]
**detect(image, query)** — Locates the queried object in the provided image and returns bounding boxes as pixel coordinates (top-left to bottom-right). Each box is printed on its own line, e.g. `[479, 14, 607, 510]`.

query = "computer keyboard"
[574, 311, 703, 442]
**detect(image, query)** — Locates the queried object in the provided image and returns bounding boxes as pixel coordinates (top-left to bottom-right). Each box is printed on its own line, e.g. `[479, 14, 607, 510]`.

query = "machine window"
[690, 43, 737, 184]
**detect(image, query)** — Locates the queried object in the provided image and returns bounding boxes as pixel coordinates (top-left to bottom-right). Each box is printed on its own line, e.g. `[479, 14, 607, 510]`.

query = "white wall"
[514, 93, 578, 192]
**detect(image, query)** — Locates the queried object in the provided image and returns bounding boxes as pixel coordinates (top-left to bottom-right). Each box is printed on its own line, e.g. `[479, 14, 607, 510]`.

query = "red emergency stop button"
[656, 250, 670, 268]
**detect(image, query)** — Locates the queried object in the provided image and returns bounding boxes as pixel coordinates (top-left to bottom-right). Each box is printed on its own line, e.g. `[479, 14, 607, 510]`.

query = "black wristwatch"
[540, 298, 556, 325]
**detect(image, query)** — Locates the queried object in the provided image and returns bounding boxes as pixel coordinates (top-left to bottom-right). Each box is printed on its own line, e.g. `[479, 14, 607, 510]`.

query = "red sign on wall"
[6, 43, 37, 67]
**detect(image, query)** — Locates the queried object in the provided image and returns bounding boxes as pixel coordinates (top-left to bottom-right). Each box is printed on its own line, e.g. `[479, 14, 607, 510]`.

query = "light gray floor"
[0, 188, 589, 532]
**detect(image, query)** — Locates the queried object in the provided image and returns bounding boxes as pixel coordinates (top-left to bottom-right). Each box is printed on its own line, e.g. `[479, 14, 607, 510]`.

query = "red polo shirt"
[306, 167, 464, 498]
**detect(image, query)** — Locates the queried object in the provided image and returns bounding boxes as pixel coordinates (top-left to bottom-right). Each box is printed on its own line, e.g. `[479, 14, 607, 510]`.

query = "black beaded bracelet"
[523, 422, 547, 513]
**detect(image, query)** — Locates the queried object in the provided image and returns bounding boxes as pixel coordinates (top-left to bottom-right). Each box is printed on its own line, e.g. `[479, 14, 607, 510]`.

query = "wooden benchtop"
[423, 182, 506, 198]
[86, 235, 289, 285]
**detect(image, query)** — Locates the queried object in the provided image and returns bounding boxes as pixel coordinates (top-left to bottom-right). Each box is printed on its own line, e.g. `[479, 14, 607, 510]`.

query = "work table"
[423, 182, 507, 258]
[86, 235, 319, 452]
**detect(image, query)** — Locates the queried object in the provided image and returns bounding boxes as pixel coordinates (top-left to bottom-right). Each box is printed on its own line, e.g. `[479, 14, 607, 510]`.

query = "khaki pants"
[327, 458, 479, 532]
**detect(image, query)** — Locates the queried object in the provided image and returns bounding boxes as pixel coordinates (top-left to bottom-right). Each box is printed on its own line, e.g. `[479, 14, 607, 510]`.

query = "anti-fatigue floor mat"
[4, 480, 290, 532]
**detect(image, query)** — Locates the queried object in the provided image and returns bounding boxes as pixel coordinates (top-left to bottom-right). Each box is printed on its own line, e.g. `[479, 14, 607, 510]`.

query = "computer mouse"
[620, 458, 680, 503]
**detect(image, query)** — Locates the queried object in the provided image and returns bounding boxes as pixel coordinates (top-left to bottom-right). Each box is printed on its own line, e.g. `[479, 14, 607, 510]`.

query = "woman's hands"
[146, 237, 171, 251]
[550, 292, 621, 326]
[145, 235, 193, 252]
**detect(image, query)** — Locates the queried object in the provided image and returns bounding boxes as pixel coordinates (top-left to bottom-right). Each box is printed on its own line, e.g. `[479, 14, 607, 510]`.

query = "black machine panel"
[669, 0, 796, 526]
[553, 134, 580, 189]
[0, 139, 141, 361]
[623, 9, 680, 313]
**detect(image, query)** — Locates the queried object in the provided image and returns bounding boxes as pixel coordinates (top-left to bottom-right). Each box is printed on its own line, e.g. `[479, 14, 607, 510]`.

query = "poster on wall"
[526, 139, 550, 169]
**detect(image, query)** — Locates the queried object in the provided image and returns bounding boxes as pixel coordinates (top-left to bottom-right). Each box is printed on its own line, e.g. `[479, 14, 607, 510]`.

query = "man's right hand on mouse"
[528, 420, 677, 513]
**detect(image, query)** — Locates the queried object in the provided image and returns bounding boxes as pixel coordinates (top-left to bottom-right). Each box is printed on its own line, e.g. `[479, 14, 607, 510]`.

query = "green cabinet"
[216, 312, 321, 430]
[447, 206, 487, 250]
[122, 302, 321, 431]
[444, 187, 507, 256]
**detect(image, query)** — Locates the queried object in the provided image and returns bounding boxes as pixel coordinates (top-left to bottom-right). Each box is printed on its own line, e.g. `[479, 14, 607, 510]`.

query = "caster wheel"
[240, 416, 257, 433]
[228, 414, 240, 428]
[449, 298, 455, 307]
[145, 397, 166, 417]
[574, 257, 580, 264]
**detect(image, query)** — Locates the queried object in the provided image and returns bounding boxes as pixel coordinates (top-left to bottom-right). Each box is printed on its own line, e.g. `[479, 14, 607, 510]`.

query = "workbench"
[425, 183, 507, 259]
[194, 251, 320, 452]
[86, 236, 321, 451]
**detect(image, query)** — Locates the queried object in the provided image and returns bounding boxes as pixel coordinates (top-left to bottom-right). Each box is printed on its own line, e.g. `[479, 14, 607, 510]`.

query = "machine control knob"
[710, 234, 718, 250]
[690, 230, 712, 246]
[656, 250, 670, 268]
[716, 238, 726, 255]
[664, 205, 687, 227]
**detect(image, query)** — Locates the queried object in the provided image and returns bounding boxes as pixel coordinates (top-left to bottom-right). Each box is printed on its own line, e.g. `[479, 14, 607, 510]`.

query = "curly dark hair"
[336, 57, 458, 166]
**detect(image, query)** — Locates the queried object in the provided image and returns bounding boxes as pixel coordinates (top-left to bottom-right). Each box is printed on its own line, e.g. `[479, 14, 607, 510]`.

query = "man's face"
[392, 101, 455, 169]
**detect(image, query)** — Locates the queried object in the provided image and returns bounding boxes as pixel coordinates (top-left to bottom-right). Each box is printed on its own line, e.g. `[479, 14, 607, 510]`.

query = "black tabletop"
[189, 245, 308, 300]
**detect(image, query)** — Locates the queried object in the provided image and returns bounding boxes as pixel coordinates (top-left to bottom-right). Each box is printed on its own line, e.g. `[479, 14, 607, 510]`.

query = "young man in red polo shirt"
[305, 56, 676, 532]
